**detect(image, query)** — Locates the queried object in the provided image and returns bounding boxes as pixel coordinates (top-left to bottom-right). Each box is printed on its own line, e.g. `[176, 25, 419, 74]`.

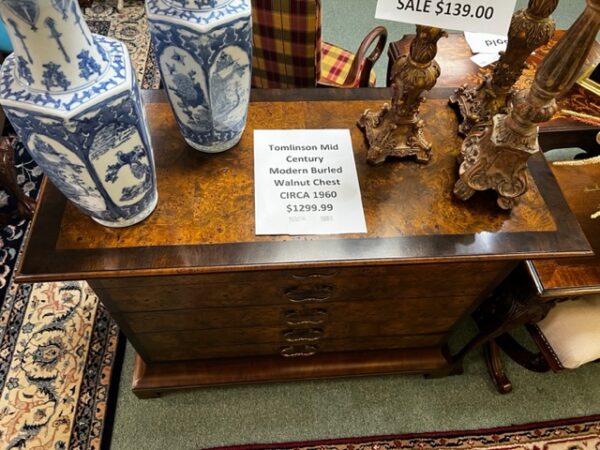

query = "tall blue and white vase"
[0, 0, 158, 227]
[146, 0, 252, 153]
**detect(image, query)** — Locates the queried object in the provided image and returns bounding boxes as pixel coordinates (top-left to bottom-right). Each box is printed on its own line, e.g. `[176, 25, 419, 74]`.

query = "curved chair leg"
[496, 333, 551, 373]
[484, 341, 513, 394]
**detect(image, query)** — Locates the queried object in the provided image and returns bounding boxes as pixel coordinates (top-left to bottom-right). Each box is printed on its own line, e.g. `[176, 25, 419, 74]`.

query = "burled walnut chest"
[16, 89, 591, 398]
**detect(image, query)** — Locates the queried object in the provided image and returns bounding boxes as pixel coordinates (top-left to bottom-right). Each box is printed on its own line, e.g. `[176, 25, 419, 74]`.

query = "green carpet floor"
[110, 323, 600, 449]
[109, 1, 599, 449]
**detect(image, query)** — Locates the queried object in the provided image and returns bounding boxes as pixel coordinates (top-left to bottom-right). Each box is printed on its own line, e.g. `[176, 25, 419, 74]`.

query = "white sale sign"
[375, 0, 517, 35]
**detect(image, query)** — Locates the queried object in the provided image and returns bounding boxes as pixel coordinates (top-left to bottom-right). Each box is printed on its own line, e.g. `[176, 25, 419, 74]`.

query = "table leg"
[495, 332, 551, 373]
[484, 341, 512, 394]
[451, 265, 554, 374]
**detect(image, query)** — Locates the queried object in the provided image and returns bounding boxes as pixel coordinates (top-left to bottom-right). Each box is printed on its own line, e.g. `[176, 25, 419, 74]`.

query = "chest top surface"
[16, 88, 592, 282]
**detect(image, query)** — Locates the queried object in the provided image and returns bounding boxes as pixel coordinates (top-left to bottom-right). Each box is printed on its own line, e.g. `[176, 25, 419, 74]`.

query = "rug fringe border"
[205, 414, 600, 450]
[101, 330, 127, 450]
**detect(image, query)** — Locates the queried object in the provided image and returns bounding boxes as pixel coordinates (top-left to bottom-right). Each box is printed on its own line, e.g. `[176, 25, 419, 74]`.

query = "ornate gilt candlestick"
[450, 0, 559, 136]
[358, 26, 447, 165]
[454, 0, 600, 210]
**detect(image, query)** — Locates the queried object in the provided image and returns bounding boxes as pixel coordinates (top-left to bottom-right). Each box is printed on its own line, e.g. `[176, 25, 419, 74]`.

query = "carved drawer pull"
[280, 345, 318, 358]
[292, 270, 338, 279]
[283, 308, 329, 326]
[283, 328, 324, 343]
[283, 284, 335, 303]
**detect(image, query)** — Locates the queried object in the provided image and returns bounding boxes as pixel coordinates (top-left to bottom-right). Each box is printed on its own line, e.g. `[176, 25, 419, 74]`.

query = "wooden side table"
[388, 32, 600, 154]
[15, 88, 592, 398]
[470, 160, 600, 393]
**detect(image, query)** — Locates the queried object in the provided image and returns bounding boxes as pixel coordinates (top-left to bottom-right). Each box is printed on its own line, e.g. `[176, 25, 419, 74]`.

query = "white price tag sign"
[375, 0, 517, 35]
[254, 129, 367, 236]
[470, 52, 500, 67]
[464, 32, 508, 54]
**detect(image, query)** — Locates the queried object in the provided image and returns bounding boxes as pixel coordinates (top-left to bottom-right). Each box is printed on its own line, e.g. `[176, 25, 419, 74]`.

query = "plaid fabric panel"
[252, 0, 322, 88]
[319, 42, 377, 87]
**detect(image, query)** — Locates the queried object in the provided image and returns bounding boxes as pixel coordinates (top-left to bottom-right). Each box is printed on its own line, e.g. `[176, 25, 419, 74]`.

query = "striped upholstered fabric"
[251, 0, 376, 88]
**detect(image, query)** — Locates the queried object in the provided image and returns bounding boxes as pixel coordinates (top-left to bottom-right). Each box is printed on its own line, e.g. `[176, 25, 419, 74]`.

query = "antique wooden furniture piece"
[16, 88, 591, 398]
[0, 53, 36, 223]
[358, 26, 446, 165]
[251, 0, 386, 88]
[388, 32, 600, 155]
[0, 137, 36, 223]
[467, 159, 600, 394]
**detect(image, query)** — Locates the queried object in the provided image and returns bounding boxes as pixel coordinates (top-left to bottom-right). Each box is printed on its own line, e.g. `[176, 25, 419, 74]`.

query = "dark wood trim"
[132, 347, 451, 398]
[525, 260, 600, 298]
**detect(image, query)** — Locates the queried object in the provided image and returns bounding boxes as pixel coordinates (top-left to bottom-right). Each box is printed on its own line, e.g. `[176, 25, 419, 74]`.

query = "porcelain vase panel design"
[0, 0, 157, 227]
[146, 0, 252, 153]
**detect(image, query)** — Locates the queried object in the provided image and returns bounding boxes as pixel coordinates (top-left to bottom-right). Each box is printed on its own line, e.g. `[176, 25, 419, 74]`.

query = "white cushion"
[537, 295, 600, 369]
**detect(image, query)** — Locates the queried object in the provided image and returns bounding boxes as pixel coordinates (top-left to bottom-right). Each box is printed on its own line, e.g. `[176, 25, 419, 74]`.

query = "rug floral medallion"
[85, 0, 161, 90]
[0, 282, 119, 450]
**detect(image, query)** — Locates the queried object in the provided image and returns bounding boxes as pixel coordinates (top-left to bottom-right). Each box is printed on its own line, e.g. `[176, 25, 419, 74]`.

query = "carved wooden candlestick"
[450, 0, 559, 136]
[454, 0, 600, 210]
[358, 26, 447, 165]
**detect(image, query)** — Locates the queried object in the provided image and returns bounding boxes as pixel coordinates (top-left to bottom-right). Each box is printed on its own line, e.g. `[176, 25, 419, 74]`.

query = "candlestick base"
[450, 75, 509, 137]
[358, 105, 431, 166]
[454, 114, 537, 210]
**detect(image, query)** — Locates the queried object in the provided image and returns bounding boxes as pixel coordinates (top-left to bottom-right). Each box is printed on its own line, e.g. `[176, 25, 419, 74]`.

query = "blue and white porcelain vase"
[0, 0, 158, 227]
[146, 0, 252, 153]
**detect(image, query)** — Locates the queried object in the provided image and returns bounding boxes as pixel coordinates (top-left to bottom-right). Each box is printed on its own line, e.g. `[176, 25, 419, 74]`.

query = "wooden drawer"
[116, 296, 472, 334]
[139, 333, 445, 362]
[91, 261, 506, 312]
[131, 319, 450, 348]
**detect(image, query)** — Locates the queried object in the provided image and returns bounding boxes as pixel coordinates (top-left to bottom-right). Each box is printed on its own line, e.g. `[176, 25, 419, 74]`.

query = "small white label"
[470, 52, 500, 67]
[464, 32, 508, 54]
[254, 129, 367, 236]
[375, 0, 517, 35]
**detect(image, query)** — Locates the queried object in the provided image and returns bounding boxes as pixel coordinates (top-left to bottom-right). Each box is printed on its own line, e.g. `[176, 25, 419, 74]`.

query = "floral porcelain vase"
[0, 0, 158, 227]
[146, 0, 252, 153]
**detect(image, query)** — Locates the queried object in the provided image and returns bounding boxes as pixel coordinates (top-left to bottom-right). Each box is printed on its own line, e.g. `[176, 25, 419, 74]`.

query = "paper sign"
[254, 129, 367, 236]
[375, 0, 517, 35]
[470, 52, 500, 67]
[464, 32, 508, 54]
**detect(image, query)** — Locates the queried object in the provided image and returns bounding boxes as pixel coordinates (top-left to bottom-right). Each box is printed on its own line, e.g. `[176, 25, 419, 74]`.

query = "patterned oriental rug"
[212, 416, 600, 450]
[0, 1, 155, 449]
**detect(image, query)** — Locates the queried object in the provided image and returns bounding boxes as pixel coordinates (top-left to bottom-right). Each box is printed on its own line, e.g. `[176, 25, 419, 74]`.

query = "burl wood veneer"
[16, 88, 591, 398]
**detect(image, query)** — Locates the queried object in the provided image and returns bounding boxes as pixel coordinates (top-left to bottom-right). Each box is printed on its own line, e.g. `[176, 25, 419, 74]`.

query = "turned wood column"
[358, 26, 447, 165]
[454, 0, 600, 210]
[450, 0, 559, 136]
